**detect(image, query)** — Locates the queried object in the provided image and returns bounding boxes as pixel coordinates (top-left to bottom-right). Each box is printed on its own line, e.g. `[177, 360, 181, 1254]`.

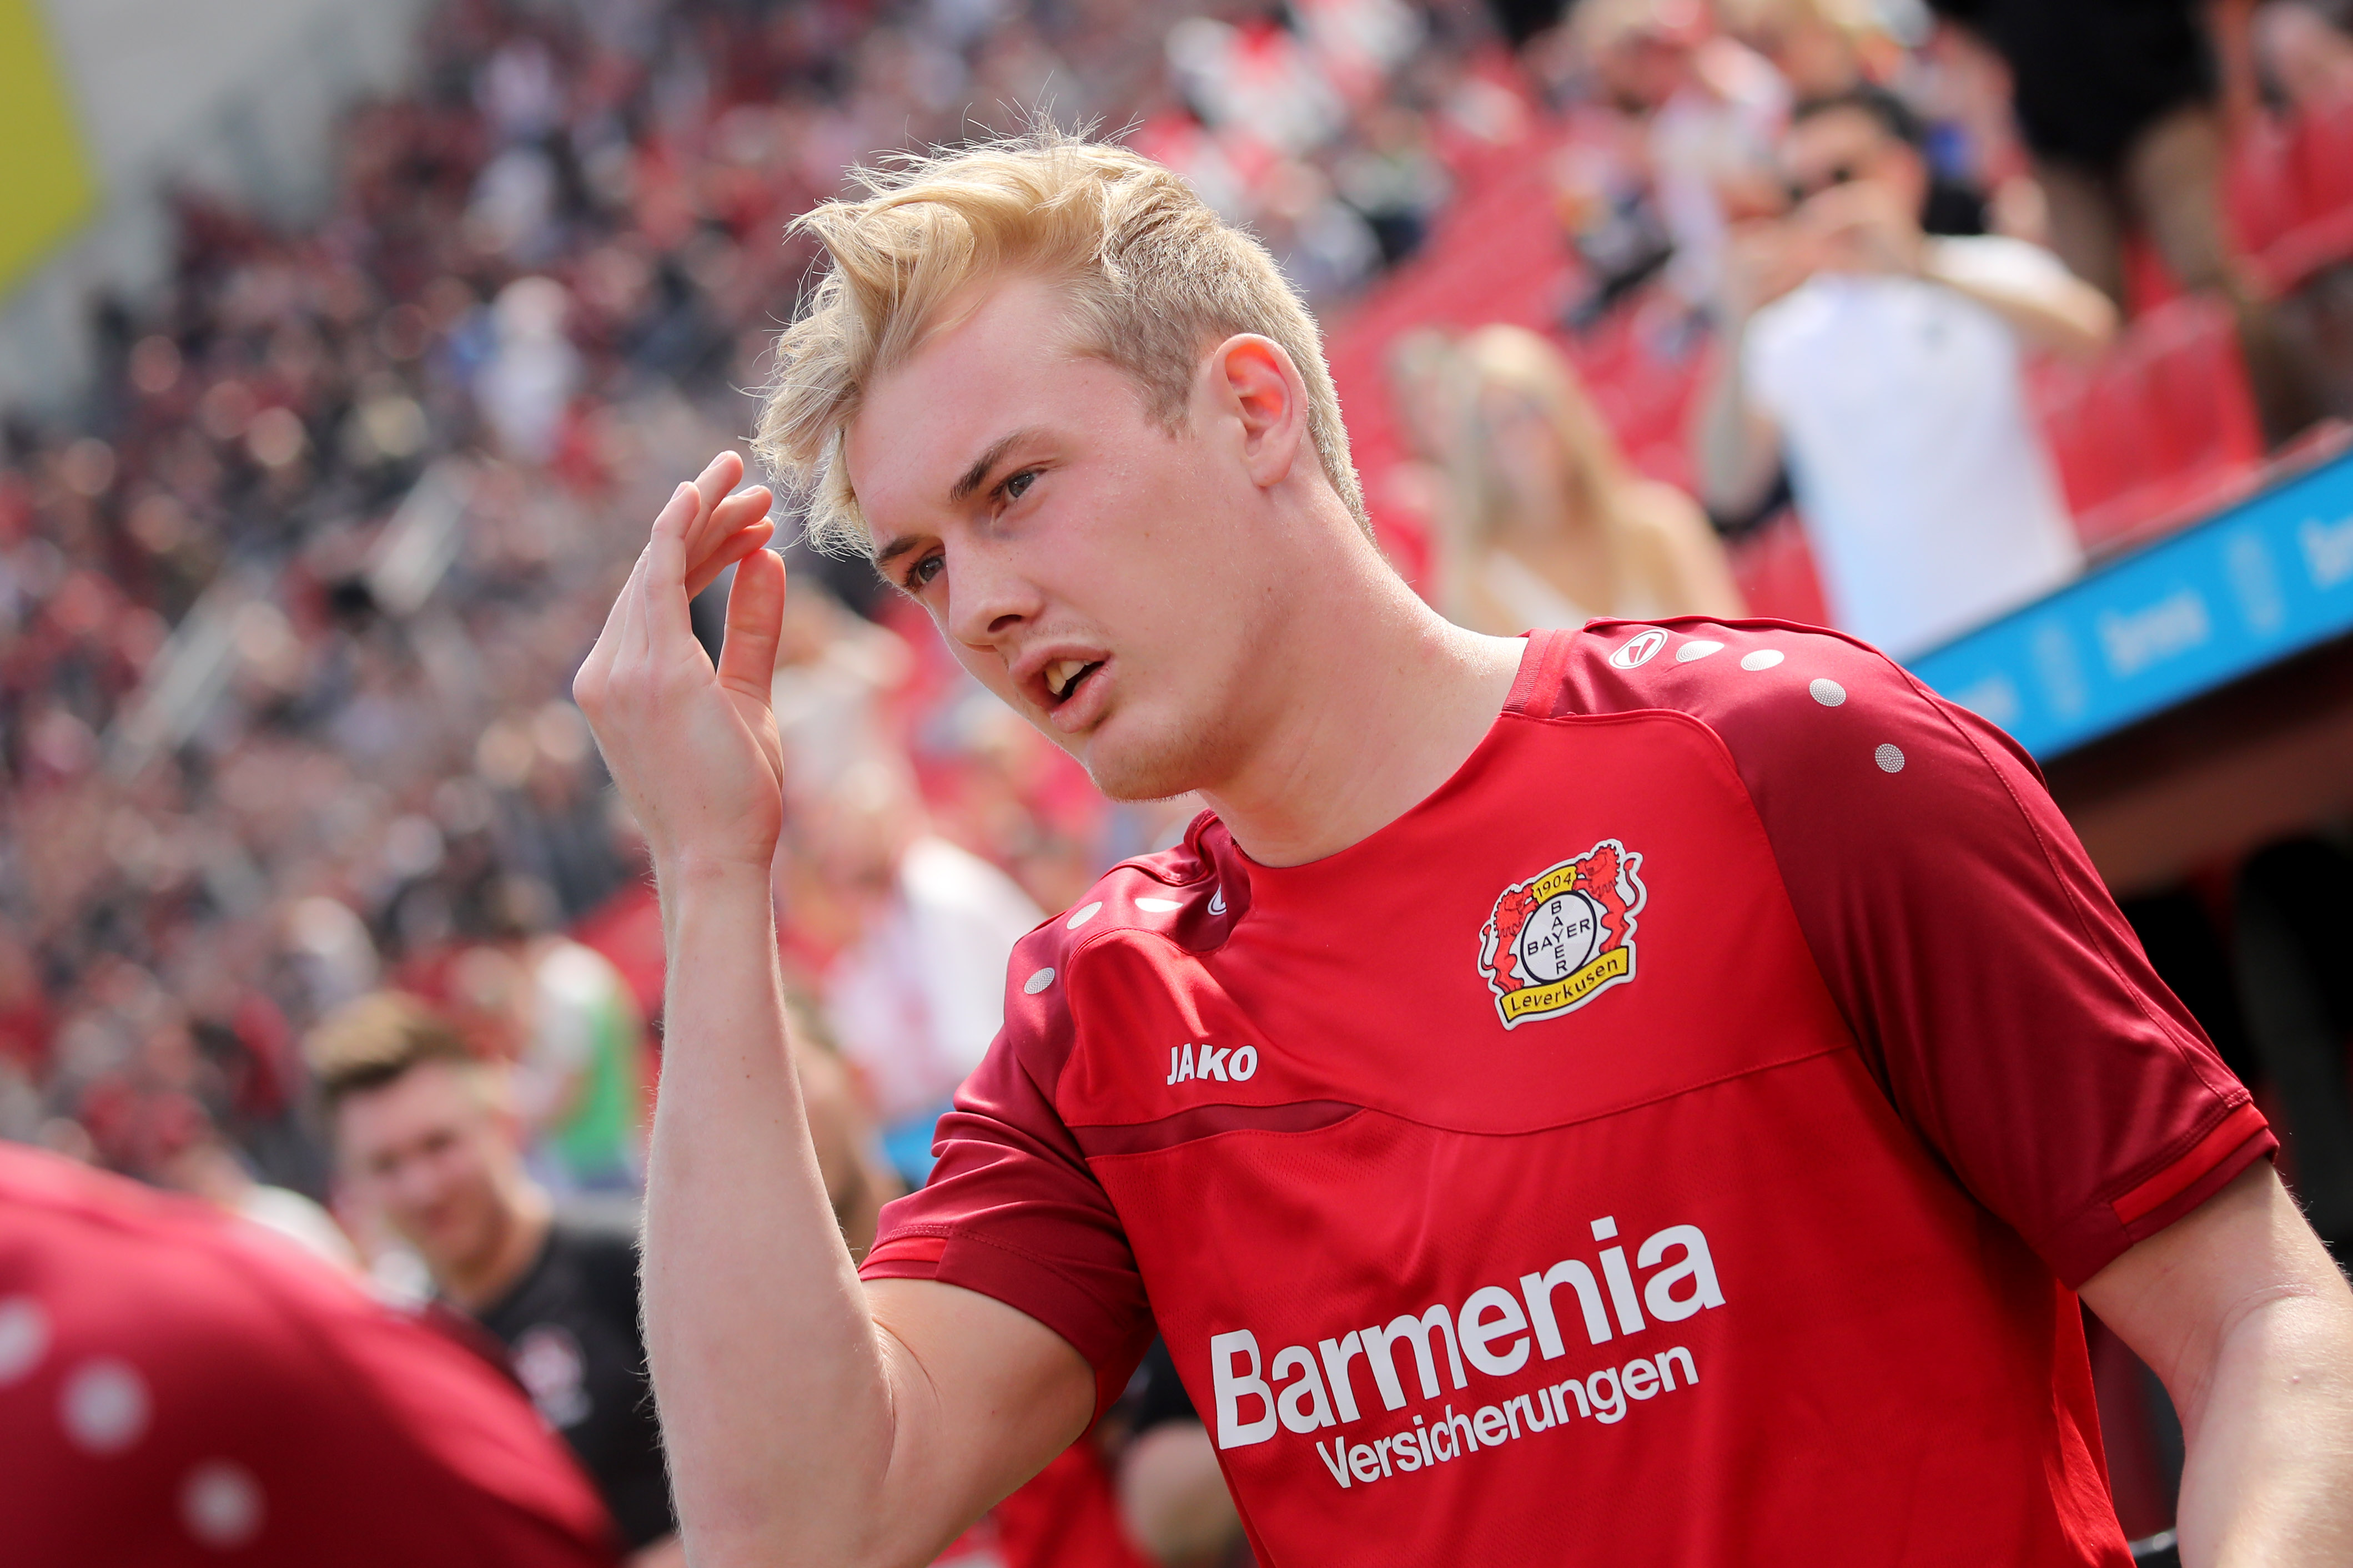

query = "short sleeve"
[1555, 622, 2275, 1287]
[859, 940, 1155, 1419]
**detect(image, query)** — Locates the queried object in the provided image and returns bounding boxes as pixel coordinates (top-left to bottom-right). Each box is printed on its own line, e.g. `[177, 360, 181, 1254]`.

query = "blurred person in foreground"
[1439, 324, 1743, 633]
[1928, 0, 2324, 445]
[575, 129, 2352, 1566]
[308, 993, 678, 1565]
[1693, 84, 2116, 659]
[1, 1141, 617, 1566]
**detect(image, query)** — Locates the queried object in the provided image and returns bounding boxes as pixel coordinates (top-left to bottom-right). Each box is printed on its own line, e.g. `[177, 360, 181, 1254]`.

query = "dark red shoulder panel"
[1528, 620, 2273, 1285]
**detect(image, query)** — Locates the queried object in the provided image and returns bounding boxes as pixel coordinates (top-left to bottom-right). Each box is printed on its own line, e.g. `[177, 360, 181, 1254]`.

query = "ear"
[1208, 334, 1310, 491]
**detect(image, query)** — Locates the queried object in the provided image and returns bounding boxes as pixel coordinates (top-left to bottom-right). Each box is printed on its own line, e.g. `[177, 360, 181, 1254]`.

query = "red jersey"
[0, 1147, 619, 1567]
[864, 622, 2272, 1566]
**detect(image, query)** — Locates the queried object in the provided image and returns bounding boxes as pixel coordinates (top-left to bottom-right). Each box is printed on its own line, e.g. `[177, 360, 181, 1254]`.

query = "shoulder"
[1522, 618, 2037, 819]
[997, 821, 1230, 1078]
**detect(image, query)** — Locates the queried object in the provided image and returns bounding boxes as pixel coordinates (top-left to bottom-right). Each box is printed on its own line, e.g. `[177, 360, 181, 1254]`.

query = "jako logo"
[1168, 1041, 1259, 1085]
[1206, 1216, 1722, 1450]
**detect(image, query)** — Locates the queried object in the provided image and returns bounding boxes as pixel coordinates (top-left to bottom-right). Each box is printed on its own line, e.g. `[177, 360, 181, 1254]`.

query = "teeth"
[1047, 659, 1088, 698]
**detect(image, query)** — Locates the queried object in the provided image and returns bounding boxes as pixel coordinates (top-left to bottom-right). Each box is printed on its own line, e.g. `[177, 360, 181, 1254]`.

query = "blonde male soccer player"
[572, 130, 2353, 1566]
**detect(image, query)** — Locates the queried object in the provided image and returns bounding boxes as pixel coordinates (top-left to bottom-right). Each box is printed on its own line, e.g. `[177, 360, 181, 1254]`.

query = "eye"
[999, 468, 1038, 505]
[907, 553, 944, 589]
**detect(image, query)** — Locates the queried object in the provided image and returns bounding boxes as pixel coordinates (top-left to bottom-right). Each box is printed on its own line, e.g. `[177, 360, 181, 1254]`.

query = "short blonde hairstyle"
[756, 126, 1367, 556]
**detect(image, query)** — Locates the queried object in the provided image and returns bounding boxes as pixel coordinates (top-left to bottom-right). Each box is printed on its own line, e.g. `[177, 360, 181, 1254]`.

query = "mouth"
[1042, 657, 1106, 710]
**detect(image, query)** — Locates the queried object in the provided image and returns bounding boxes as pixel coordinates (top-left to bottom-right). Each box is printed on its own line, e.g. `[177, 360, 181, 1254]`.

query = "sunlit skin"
[845, 274, 1521, 848]
[333, 1059, 549, 1311]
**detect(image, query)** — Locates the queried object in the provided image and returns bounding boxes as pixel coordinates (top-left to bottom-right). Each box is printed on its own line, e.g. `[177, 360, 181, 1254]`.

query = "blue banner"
[1909, 450, 2353, 759]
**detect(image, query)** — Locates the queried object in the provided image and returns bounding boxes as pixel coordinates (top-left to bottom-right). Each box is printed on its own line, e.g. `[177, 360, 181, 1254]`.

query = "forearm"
[642, 861, 898, 1565]
[1691, 324, 1776, 518]
[2174, 1288, 2353, 1566]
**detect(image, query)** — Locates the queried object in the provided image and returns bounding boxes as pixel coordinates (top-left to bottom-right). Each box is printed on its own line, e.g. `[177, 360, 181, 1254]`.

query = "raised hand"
[574, 450, 787, 879]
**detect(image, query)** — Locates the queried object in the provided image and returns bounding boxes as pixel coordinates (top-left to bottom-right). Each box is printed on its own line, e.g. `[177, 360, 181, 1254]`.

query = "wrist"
[656, 850, 778, 893]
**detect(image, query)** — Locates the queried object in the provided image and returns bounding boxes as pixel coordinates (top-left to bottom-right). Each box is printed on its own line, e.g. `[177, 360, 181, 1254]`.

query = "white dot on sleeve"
[61, 1358, 149, 1454]
[1064, 901, 1104, 929]
[182, 1461, 264, 1549]
[1675, 639, 1724, 662]
[1740, 649, 1784, 670]
[0, 1297, 50, 1385]
[1874, 743, 1906, 773]
[1023, 967, 1056, 994]
[1809, 678, 1847, 706]
[1134, 897, 1180, 912]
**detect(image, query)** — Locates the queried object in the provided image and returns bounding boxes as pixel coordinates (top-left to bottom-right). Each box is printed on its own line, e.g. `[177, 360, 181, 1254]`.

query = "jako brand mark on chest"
[1168, 1041, 1260, 1086]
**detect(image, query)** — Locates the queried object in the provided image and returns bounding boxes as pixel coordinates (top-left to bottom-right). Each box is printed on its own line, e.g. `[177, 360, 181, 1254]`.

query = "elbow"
[2057, 291, 2121, 365]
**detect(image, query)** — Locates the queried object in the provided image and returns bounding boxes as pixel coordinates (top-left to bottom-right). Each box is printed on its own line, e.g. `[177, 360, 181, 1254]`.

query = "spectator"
[2252, 1, 2353, 114]
[1576, 0, 1789, 310]
[1110, 1339, 1251, 1567]
[445, 876, 649, 1197]
[306, 992, 677, 1565]
[799, 758, 1046, 1187]
[1439, 324, 1743, 632]
[1928, 0, 2325, 443]
[2, 1142, 619, 1566]
[307, 987, 902, 1565]
[1692, 85, 2115, 658]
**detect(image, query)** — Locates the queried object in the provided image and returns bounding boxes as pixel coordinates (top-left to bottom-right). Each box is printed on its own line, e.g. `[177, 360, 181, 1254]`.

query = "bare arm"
[1919, 238, 2118, 362]
[575, 453, 1093, 1568]
[1691, 226, 1799, 521]
[2079, 1162, 2353, 1565]
[1690, 318, 1784, 523]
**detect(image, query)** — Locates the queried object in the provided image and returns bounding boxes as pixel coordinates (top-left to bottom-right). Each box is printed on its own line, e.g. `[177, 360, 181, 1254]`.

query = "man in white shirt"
[1693, 85, 2118, 660]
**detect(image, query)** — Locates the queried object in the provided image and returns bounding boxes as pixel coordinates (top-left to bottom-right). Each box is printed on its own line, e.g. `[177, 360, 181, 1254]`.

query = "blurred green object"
[0, 0, 97, 296]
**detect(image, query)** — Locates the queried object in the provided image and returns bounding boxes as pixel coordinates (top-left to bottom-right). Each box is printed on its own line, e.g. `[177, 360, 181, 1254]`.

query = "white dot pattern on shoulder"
[1023, 967, 1055, 994]
[1675, 639, 1724, 663]
[1875, 743, 1906, 773]
[1064, 901, 1103, 929]
[1809, 678, 1847, 706]
[61, 1358, 149, 1454]
[182, 1461, 264, 1549]
[1134, 897, 1180, 912]
[1740, 649, 1784, 670]
[0, 1297, 49, 1385]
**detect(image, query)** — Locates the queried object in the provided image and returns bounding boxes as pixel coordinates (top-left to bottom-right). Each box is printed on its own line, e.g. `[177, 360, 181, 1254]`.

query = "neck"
[442, 1182, 552, 1314]
[1198, 521, 1524, 867]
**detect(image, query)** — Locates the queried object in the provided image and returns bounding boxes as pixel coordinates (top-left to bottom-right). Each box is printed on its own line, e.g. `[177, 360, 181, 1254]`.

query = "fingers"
[641, 481, 701, 652]
[685, 487, 776, 598]
[682, 450, 747, 563]
[715, 547, 788, 700]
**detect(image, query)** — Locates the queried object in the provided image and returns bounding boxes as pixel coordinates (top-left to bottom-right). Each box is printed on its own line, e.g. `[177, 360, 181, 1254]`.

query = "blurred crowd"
[10, 0, 2353, 1560]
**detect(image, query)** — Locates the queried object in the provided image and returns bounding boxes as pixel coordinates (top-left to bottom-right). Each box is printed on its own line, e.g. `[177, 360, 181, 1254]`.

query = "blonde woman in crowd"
[1439, 324, 1744, 633]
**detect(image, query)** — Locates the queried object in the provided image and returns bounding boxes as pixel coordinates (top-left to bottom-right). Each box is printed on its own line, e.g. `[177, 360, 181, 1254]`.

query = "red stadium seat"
[2031, 293, 2266, 554]
[2229, 95, 2353, 292]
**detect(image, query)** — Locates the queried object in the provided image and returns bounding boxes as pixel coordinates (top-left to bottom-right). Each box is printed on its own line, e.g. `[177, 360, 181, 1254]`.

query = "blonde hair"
[756, 125, 1366, 556]
[1445, 324, 1639, 551]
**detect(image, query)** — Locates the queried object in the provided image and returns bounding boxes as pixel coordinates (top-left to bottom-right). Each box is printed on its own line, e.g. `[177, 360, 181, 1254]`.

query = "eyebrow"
[871, 427, 1044, 569]
[950, 427, 1038, 504]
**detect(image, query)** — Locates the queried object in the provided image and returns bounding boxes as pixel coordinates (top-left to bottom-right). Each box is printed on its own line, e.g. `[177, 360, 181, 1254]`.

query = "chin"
[1078, 710, 1228, 804]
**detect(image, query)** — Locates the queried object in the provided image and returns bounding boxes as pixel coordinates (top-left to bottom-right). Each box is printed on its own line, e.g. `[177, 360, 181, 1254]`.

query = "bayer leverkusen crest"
[1477, 839, 1647, 1028]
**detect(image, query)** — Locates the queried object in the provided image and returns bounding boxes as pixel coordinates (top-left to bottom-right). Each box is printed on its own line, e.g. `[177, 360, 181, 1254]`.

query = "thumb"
[715, 547, 786, 700]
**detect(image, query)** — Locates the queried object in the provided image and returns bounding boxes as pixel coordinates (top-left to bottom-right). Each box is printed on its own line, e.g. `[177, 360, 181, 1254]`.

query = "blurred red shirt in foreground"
[0, 1144, 619, 1567]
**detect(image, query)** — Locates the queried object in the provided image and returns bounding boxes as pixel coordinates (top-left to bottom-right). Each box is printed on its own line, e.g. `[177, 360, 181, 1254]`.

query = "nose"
[944, 538, 1044, 656]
